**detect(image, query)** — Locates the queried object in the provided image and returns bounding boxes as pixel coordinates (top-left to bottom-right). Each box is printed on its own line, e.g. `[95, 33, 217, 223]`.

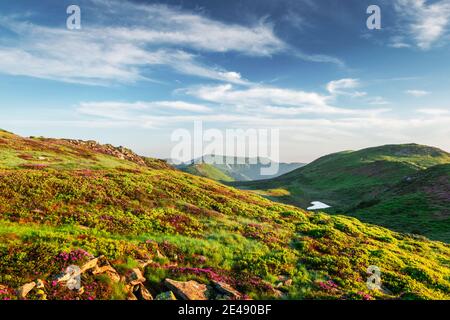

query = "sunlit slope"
[0, 129, 171, 171]
[0, 132, 449, 299]
[232, 144, 450, 241]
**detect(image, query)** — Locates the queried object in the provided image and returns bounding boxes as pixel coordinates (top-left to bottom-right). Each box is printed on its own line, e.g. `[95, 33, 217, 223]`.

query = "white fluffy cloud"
[326, 78, 366, 97]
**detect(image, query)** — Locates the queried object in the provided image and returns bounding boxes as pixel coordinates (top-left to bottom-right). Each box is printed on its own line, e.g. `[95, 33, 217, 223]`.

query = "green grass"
[0, 168, 449, 300]
[0, 132, 449, 300]
[233, 144, 450, 242]
[346, 164, 450, 242]
[183, 163, 235, 182]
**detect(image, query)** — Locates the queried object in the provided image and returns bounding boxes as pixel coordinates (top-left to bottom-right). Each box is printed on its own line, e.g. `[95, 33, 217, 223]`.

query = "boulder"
[127, 292, 138, 300]
[127, 268, 146, 286]
[164, 279, 209, 300]
[134, 283, 153, 300]
[92, 262, 120, 283]
[17, 281, 36, 299]
[212, 281, 242, 299]
[272, 289, 285, 299]
[80, 257, 99, 273]
[136, 258, 153, 269]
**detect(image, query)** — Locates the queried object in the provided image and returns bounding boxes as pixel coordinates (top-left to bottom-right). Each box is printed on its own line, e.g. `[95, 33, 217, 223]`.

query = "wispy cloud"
[0, 1, 282, 85]
[0, 0, 348, 85]
[77, 100, 213, 119]
[393, 0, 450, 50]
[405, 89, 431, 97]
[326, 78, 366, 97]
[294, 52, 345, 67]
[90, 0, 285, 56]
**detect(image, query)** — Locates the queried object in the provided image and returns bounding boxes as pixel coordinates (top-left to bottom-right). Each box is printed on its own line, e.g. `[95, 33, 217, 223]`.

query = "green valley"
[232, 144, 450, 242]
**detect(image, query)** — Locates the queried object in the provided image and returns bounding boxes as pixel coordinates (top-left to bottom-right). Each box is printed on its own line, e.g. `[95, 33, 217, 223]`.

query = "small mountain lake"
[307, 201, 331, 210]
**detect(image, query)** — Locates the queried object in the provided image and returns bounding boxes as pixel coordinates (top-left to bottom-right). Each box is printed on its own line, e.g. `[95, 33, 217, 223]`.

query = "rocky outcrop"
[212, 281, 242, 300]
[164, 279, 209, 300]
[63, 139, 148, 166]
[10, 254, 247, 301]
[133, 283, 153, 300]
[17, 281, 36, 299]
[92, 257, 121, 283]
[127, 268, 146, 286]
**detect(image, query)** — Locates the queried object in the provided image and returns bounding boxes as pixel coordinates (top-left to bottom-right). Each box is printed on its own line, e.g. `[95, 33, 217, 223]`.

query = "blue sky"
[0, 0, 449, 162]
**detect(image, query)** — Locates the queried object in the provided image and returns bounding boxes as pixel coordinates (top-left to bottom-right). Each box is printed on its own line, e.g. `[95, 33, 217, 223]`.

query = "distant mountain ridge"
[176, 154, 305, 181]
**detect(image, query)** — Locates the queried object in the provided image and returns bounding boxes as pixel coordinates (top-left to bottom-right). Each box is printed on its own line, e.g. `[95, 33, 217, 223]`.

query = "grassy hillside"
[178, 155, 304, 182]
[348, 164, 450, 242]
[0, 132, 449, 300]
[0, 129, 172, 171]
[232, 144, 450, 241]
[182, 163, 235, 182]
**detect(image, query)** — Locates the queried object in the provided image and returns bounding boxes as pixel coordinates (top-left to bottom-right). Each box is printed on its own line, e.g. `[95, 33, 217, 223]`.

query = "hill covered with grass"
[177, 155, 304, 182]
[0, 132, 449, 300]
[348, 164, 450, 242]
[232, 144, 450, 242]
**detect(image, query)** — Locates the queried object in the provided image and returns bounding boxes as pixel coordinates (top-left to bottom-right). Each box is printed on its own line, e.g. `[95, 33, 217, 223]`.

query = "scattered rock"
[17, 281, 36, 299]
[156, 250, 166, 259]
[164, 279, 209, 300]
[276, 276, 293, 287]
[127, 292, 138, 300]
[134, 283, 153, 300]
[127, 268, 146, 286]
[93, 258, 120, 283]
[35, 279, 45, 289]
[63, 139, 147, 166]
[155, 291, 177, 300]
[212, 281, 242, 300]
[272, 289, 285, 299]
[80, 257, 99, 273]
[136, 258, 153, 269]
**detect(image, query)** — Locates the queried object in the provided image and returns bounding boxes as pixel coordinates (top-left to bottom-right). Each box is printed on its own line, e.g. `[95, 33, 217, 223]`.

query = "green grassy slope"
[182, 163, 235, 182]
[232, 144, 450, 241]
[0, 129, 171, 171]
[347, 164, 450, 242]
[0, 132, 449, 300]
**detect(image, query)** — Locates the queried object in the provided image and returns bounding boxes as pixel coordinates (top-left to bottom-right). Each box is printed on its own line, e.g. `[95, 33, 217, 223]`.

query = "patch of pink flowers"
[357, 291, 373, 300]
[166, 266, 228, 283]
[317, 280, 339, 291]
[57, 249, 93, 264]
